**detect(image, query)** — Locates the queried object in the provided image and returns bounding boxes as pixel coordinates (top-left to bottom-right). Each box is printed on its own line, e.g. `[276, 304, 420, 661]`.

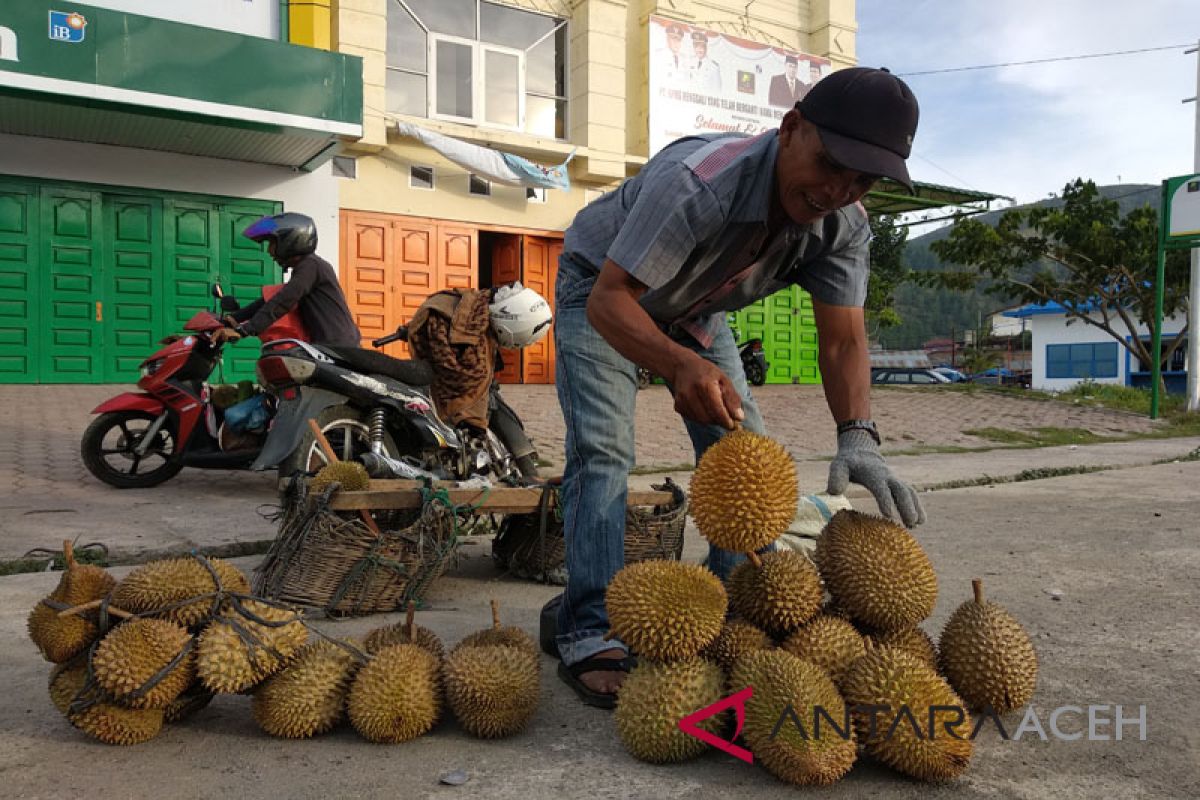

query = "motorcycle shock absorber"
[367, 407, 388, 455]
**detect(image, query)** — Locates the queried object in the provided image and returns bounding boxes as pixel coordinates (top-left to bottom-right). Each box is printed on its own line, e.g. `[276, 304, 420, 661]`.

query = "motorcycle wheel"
[745, 360, 767, 387]
[81, 411, 183, 489]
[278, 404, 399, 478]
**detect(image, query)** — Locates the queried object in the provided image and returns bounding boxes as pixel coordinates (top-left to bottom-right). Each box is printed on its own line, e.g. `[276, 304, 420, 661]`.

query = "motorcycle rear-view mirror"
[211, 283, 224, 299]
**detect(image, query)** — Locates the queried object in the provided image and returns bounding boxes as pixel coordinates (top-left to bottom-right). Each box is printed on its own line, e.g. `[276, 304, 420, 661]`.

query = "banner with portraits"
[648, 16, 831, 155]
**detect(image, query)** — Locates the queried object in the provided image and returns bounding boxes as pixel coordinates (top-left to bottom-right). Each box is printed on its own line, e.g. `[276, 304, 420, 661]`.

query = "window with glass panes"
[386, 0, 568, 138]
[1046, 342, 1119, 379]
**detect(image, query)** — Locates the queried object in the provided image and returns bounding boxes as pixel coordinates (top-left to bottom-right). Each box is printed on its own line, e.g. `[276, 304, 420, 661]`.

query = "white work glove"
[827, 428, 926, 528]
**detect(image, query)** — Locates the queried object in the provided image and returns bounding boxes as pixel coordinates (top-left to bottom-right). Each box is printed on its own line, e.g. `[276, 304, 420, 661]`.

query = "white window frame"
[427, 34, 526, 131]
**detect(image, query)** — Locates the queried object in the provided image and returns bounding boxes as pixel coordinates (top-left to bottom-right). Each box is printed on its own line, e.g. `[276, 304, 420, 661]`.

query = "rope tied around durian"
[301, 625, 371, 665]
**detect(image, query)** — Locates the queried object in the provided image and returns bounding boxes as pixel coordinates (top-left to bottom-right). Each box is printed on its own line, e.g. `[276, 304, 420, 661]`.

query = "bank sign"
[647, 15, 831, 155]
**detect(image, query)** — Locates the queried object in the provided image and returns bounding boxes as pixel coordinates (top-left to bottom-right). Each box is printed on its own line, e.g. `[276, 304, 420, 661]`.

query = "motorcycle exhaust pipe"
[358, 451, 440, 481]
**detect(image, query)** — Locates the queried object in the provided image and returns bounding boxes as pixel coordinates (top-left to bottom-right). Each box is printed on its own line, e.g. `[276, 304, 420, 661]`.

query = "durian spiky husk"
[364, 623, 445, 661]
[815, 510, 937, 633]
[253, 640, 361, 738]
[92, 618, 196, 709]
[310, 461, 371, 493]
[727, 550, 823, 638]
[780, 613, 865, 685]
[614, 658, 724, 764]
[938, 581, 1038, 713]
[196, 600, 308, 694]
[841, 647, 973, 781]
[689, 430, 799, 553]
[444, 644, 539, 739]
[606, 560, 727, 662]
[732, 650, 857, 785]
[701, 619, 773, 674]
[347, 643, 442, 743]
[863, 625, 938, 671]
[28, 542, 116, 663]
[50, 659, 163, 745]
[110, 556, 250, 628]
[451, 600, 538, 660]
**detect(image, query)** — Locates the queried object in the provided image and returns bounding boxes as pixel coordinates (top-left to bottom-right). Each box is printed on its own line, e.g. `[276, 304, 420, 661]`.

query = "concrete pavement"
[0, 383, 1187, 562]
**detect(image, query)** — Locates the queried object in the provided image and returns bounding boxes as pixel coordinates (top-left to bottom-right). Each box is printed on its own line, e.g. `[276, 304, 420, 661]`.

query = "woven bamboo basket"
[492, 478, 687, 585]
[254, 482, 461, 617]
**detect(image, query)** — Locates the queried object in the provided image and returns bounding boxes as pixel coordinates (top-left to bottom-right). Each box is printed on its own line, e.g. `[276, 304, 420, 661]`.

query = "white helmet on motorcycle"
[489, 282, 552, 349]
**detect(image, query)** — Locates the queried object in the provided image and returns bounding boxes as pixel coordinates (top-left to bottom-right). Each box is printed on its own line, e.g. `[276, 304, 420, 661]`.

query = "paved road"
[0, 383, 1186, 562]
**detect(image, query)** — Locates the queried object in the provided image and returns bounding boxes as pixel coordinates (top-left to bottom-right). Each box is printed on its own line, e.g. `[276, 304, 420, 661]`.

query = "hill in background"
[876, 184, 1160, 351]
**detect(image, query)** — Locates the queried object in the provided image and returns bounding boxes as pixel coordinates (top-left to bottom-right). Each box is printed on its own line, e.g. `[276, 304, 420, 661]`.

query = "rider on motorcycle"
[215, 212, 361, 347]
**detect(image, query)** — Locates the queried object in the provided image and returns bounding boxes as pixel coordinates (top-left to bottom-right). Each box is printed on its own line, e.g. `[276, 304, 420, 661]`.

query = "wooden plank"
[322, 486, 674, 513]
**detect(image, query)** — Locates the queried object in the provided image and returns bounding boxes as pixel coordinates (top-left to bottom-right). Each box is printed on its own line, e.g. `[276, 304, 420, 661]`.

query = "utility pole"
[1187, 40, 1200, 412]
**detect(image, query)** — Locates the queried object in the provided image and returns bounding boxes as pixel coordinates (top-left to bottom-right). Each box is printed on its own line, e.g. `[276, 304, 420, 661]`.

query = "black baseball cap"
[796, 67, 919, 193]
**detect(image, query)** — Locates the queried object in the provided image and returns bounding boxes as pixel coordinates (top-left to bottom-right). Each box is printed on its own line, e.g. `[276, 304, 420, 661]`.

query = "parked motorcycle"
[634, 337, 769, 390]
[251, 324, 539, 485]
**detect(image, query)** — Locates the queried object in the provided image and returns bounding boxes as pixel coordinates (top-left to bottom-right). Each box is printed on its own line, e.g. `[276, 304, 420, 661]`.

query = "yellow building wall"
[334, 0, 856, 230]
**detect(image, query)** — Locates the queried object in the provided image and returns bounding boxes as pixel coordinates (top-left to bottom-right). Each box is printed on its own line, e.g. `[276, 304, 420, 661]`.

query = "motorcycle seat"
[322, 346, 434, 387]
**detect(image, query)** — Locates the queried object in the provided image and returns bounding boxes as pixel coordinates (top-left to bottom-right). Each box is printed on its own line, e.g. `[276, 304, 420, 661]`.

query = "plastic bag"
[223, 394, 271, 433]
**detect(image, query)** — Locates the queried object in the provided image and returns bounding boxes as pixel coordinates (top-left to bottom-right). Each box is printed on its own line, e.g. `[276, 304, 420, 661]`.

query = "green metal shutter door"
[795, 289, 820, 384]
[102, 195, 163, 382]
[730, 286, 822, 385]
[40, 186, 103, 383]
[0, 181, 38, 383]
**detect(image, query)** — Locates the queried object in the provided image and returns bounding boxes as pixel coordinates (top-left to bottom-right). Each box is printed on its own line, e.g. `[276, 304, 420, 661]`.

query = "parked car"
[933, 366, 969, 383]
[871, 368, 952, 385]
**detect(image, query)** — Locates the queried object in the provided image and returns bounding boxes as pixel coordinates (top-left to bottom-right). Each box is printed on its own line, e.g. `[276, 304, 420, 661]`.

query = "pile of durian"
[28, 542, 540, 746]
[608, 429, 1039, 785]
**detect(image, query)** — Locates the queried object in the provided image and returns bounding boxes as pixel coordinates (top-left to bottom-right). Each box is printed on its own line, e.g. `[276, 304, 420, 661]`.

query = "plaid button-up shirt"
[561, 130, 870, 347]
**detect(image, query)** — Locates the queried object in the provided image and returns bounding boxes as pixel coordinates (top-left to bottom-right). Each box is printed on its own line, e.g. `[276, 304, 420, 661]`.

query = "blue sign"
[48, 10, 87, 43]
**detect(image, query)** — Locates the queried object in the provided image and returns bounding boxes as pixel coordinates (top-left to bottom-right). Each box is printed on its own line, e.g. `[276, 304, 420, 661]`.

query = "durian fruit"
[815, 510, 937, 633]
[780, 614, 865, 685]
[606, 561, 727, 661]
[73, 702, 165, 746]
[347, 643, 442, 743]
[92, 618, 196, 709]
[938, 579, 1038, 713]
[163, 683, 214, 724]
[453, 600, 537, 659]
[727, 550, 823, 638]
[196, 599, 308, 693]
[614, 658, 724, 763]
[253, 640, 362, 738]
[732, 650, 857, 785]
[28, 541, 116, 663]
[689, 429, 799, 553]
[444, 644, 539, 738]
[365, 603, 445, 661]
[50, 660, 164, 745]
[111, 556, 251, 628]
[701, 619, 773, 673]
[841, 646, 973, 782]
[863, 625, 938, 671]
[49, 658, 89, 715]
[310, 460, 371, 493]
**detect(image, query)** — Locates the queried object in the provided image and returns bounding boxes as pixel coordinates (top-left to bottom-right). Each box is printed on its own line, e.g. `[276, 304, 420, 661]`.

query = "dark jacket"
[234, 253, 361, 346]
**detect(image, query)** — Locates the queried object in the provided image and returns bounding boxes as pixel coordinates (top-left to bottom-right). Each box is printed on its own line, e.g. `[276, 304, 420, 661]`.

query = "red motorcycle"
[80, 287, 300, 488]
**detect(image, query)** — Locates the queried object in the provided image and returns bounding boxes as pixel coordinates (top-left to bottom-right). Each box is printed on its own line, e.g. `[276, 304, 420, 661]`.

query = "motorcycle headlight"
[140, 358, 164, 378]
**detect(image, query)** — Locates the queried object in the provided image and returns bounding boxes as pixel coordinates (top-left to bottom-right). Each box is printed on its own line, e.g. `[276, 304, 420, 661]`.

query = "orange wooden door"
[341, 211, 396, 351]
[438, 225, 476, 291]
[521, 235, 559, 384]
[491, 235, 522, 384]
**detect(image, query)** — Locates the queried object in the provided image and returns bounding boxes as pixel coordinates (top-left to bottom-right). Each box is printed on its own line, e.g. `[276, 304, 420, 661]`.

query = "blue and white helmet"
[489, 282, 552, 349]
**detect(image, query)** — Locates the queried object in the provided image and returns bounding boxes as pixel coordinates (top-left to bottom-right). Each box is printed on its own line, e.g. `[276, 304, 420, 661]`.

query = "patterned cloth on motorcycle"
[407, 289, 496, 429]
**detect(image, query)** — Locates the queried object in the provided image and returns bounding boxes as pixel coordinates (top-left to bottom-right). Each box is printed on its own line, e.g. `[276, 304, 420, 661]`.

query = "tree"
[865, 214, 909, 335]
[923, 179, 1190, 384]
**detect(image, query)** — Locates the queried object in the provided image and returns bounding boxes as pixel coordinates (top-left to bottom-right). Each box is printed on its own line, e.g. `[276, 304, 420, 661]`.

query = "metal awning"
[864, 178, 1009, 220]
[0, 1, 361, 169]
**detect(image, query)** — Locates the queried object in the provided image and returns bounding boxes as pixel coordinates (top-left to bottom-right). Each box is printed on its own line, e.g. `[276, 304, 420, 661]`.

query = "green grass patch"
[963, 426, 1110, 447]
[925, 463, 1115, 491]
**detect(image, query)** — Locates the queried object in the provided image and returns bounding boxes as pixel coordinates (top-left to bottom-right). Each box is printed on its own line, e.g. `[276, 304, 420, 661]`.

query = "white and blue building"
[1003, 302, 1188, 394]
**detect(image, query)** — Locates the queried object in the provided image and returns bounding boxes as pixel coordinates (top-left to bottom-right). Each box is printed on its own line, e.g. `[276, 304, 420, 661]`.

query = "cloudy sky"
[857, 1, 1200, 209]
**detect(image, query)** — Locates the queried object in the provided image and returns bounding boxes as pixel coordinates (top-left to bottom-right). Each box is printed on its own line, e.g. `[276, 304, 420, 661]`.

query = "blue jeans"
[553, 258, 766, 667]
